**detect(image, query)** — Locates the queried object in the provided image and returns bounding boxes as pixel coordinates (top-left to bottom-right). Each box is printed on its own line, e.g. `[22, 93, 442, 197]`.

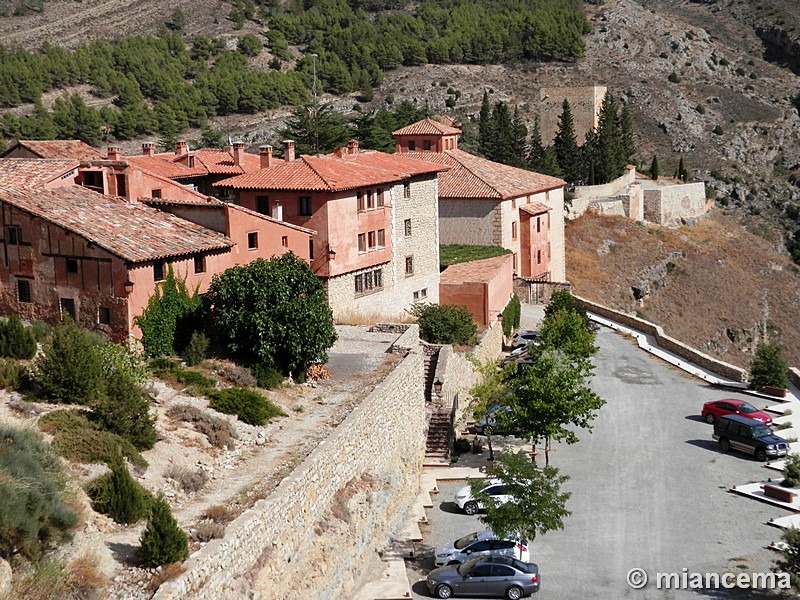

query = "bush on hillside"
[140, 495, 189, 567]
[750, 341, 789, 390]
[91, 374, 157, 451]
[86, 454, 153, 524]
[181, 331, 208, 367]
[207, 387, 285, 426]
[0, 315, 37, 359]
[411, 303, 477, 345]
[250, 363, 284, 389]
[0, 357, 23, 390]
[783, 454, 800, 488]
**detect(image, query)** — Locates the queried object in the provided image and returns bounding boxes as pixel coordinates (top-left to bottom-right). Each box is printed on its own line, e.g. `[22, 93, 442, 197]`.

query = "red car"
[701, 399, 773, 425]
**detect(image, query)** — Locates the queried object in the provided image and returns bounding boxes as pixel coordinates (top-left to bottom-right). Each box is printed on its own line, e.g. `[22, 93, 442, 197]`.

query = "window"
[154, 261, 165, 282]
[256, 196, 269, 215]
[354, 268, 384, 296]
[470, 565, 493, 578]
[537, 250, 542, 264]
[368, 231, 376, 250]
[405, 255, 414, 276]
[403, 181, 411, 198]
[374, 268, 382, 288]
[355, 274, 363, 294]
[408, 141, 416, 151]
[366, 190, 374, 210]
[357, 191, 365, 212]
[5, 225, 21, 245]
[115, 174, 127, 197]
[281, 235, 288, 247]
[248, 232, 258, 249]
[298, 196, 312, 216]
[413, 291, 419, 301]
[60, 298, 76, 320]
[377, 229, 385, 248]
[308, 239, 314, 260]
[511, 221, 517, 240]
[537, 217, 541, 233]
[98, 307, 111, 325]
[358, 233, 366, 252]
[492, 565, 516, 577]
[512, 253, 517, 271]
[17, 279, 31, 303]
[423, 140, 431, 151]
[404, 219, 412, 237]
[420, 288, 427, 299]
[194, 254, 206, 273]
[151, 188, 162, 199]
[82, 171, 103, 192]
[188, 156, 195, 168]
[377, 189, 384, 207]
[66, 258, 79, 274]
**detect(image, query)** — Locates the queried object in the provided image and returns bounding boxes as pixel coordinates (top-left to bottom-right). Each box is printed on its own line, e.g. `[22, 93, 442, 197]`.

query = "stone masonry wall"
[575, 296, 748, 383]
[643, 182, 709, 226]
[439, 199, 498, 245]
[571, 167, 636, 201]
[538, 85, 606, 145]
[153, 343, 427, 600]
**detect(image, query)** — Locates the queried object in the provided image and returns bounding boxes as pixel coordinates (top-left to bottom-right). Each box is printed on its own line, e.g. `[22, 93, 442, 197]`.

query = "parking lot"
[406, 328, 789, 599]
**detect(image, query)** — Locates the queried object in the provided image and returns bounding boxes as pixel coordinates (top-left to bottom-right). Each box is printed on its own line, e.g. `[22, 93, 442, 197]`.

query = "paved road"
[407, 327, 789, 599]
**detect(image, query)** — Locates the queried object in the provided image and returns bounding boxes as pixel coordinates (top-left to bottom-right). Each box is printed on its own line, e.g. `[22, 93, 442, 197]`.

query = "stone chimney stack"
[107, 146, 121, 161]
[175, 140, 188, 156]
[232, 141, 245, 168]
[283, 140, 295, 162]
[333, 147, 345, 158]
[347, 139, 359, 155]
[259, 145, 273, 169]
[142, 142, 155, 157]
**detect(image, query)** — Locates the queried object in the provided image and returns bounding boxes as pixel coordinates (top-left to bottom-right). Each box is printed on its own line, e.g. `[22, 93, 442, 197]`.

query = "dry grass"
[166, 403, 238, 450]
[190, 520, 226, 543]
[164, 464, 209, 494]
[335, 309, 416, 326]
[202, 504, 235, 524]
[210, 361, 257, 388]
[147, 562, 186, 592]
[6, 553, 108, 600]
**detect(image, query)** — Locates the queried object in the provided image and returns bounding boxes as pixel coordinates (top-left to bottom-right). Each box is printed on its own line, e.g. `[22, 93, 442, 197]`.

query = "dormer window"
[408, 141, 416, 151]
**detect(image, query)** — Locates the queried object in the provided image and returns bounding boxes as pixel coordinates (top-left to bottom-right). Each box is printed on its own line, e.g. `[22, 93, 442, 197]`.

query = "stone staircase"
[423, 351, 439, 402]
[424, 408, 452, 466]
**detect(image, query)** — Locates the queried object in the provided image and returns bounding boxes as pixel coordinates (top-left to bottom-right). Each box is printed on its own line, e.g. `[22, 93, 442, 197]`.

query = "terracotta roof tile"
[0, 159, 79, 188]
[125, 155, 206, 179]
[392, 118, 462, 136]
[440, 254, 513, 284]
[519, 202, 551, 215]
[193, 149, 261, 175]
[215, 150, 448, 192]
[402, 150, 565, 199]
[2, 140, 104, 160]
[0, 184, 232, 263]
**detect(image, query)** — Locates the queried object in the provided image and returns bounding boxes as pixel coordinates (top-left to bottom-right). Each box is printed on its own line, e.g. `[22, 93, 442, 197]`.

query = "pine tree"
[510, 106, 528, 168]
[678, 156, 686, 182]
[478, 90, 493, 158]
[553, 99, 581, 183]
[279, 103, 351, 156]
[594, 93, 624, 183]
[649, 155, 659, 180]
[140, 494, 189, 566]
[88, 454, 151, 524]
[618, 103, 636, 164]
[527, 115, 545, 171]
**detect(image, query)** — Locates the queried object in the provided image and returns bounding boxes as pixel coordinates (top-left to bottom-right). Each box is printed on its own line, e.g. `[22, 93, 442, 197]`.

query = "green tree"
[165, 8, 187, 31]
[750, 340, 789, 390]
[91, 373, 157, 451]
[782, 454, 800, 488]
[533, 309, 598, 364]
[649, 155, 659, 180]
[87, 453, 151, 524]
[619, 103, 636, 165]
[478, 91, 493, 158]
[411, 304, 477, 345]
[34, 319, 104, 404]
[553, 99, 581, 183]
[677, 155, 686, 182]
[544, 290, 589, 329]
[593, 93, 625, 184]
[204, 253, 337, 377]
[140, 495, 189, 566]
[0, 315, 37, 359]
[527, 115, 545, 171]
[238, 34, 262, 57]
[279, 102, 352, 156]
[468, 451, 571, 543]
[776, 527, 800, 590]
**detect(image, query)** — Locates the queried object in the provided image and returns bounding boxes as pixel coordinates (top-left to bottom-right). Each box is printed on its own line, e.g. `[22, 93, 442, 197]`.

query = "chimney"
[232, 141, 245, 168]
[107, 145, 121, 161]
[283, 140, 295, 162]
[333, 147, 345, 158]
[175, 140, 188, 156]
[142, 142, 155, 157]
[259, 145, 273, 169]
[347, 139, 359, 155]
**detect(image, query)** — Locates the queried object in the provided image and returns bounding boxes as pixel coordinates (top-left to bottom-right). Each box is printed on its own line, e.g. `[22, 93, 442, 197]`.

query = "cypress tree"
[595, 93, 624, 184]
[510, 106, 528, 168]
[650, 155, 659, 180]
[140, 494, 189, 566]
[678, 156, 686, 182]
[553, 99, 581, 183]
[478, 90, 493, 158]
[88, 454, 150, 524]
[527, 115, 545, 171]
[619, 103, 636, 164]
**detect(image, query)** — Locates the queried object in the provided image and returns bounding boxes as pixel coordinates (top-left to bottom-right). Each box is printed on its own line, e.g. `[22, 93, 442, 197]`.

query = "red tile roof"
[2, 140, 104, 160]
[125, 155, 206, 179]
[440, 254, 513, 284]
[402, 149, 565, 200]
[193, 149, 261, 175]
[226, 203, 316, 235]
[0, 184, 232, 263]
[519, 202, 551, 215]
[0, 159, 79, 188]
[392, 118, 462, 136]
[215, 150, 448, 192]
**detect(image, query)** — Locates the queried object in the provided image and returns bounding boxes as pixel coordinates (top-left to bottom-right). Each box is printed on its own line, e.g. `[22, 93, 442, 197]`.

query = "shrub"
[7, 555, 109, 600]
[181, 331, 208, 367]
[411, 304, 477, 345]
[251, 363, 284, 389]
[0, 426, 78, 560]
[30, 319, 51, 342]
[776, 527, 800, 590]
[176, 369, 214, 389]
[0, 357, 23, 390]
[164, 464, 209, 493]
[140, 495, 189, 567]
[750, 341, 789, 390]
[86, 455, 152, 524]
[91, 373, 157, 451]
[33, 319, 104, 404]
[783, 454, 800, 488]
[166, 404, 237, 449]
[237, 33, 262, 56]
[39, 409, 147, 468]
[452, 437, 471, 455]
[713, 125, 724, 135]
[96, 342, 147, 385]
[207, 387, 286, 426]
[502, 295, 521, 336]
[0, 315, 37, 359]
[214, 362, 257, 387]
[667, 71, 681, 83]
[191, 520, 225, 542]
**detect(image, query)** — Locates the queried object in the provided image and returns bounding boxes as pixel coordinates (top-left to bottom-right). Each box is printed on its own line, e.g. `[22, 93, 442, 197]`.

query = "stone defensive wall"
[643, 182, 711, 226]
[154, 326, 427, 600]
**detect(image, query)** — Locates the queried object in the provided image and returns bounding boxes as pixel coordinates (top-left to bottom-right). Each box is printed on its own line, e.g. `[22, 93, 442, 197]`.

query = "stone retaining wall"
[789, 368, 800, 390]
[575, 296, 748, 383]
[154, 343, 426, 600]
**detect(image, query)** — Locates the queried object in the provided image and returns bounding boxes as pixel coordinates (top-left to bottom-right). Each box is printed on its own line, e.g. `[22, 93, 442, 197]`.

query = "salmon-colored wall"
[439, 255, 513, 327]
[74, 164, 211, 202]
[394, 134, 459, 153]
[520, 210, 551, 278]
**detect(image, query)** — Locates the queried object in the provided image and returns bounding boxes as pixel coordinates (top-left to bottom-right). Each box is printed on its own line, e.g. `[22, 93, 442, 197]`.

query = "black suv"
[712, 414, 789, 462]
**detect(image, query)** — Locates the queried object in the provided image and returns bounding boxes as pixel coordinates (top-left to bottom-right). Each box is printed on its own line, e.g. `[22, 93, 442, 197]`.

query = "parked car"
[511, 330, 540, 350]
[701, 399, 773, 425]
[712, 414, 789, 462]
[435, 530, 530, 567]
[426, 555, 541, 599]
[476, 405, 513, 436]
[454, 479, 514, 515]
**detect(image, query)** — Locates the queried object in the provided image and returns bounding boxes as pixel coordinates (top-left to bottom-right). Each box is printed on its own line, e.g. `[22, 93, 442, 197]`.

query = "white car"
[435, 530, 530, 567]
[454, 479, 514, 515]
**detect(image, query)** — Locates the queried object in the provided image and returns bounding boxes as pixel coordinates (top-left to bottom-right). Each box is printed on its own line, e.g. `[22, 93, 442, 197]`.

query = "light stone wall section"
[438, 199, 498, 246]
[539, 85, 607, 145]
[153, 336, 427, 600]
[327, 175, 440, 321]
[643, 182, 710, 226]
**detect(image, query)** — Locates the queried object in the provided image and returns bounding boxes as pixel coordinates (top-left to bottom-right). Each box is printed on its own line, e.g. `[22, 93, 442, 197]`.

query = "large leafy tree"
[204, 253, 337, 377]
[469, 451, 571, 543]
